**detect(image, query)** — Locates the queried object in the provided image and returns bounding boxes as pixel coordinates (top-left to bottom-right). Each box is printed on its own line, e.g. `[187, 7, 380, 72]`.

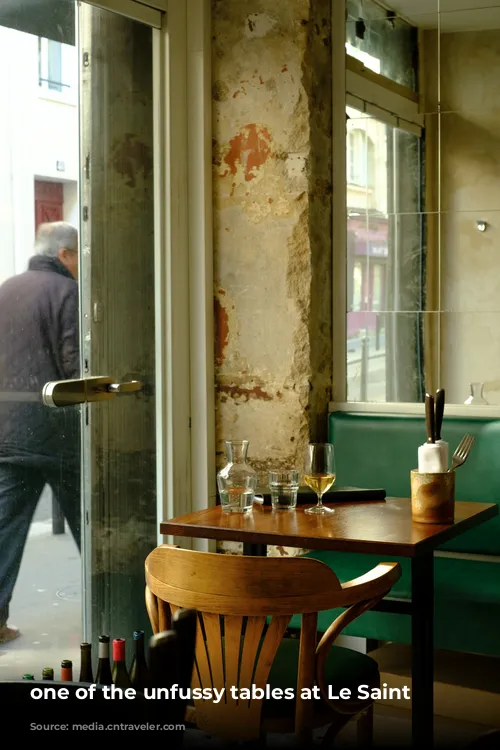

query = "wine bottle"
[22, 674, 34, 680]
[60, 660, 73, 681]
[112, 638, 132, 688]
[42, 668, 54, 681]
[95, 635, 113, 686]
[79, 642, 93, 683]
[130, 630, 150, 690]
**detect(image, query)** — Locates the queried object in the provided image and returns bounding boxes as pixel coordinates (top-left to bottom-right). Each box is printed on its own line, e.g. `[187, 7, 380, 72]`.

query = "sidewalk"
[347, 354, 387, 402]
[0, 521, 81, 680]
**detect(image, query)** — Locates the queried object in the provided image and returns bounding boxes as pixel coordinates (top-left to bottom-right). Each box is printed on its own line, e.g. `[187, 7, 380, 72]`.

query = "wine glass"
[303, 443, 336, 515]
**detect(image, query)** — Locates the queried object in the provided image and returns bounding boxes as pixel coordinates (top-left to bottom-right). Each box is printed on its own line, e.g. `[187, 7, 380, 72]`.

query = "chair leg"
[321, 715, 352, 747]
[357, 704, 374, 748]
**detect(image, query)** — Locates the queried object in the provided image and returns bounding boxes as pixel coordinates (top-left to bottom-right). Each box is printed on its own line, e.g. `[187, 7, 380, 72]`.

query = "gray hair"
[34, 222, 78, 257]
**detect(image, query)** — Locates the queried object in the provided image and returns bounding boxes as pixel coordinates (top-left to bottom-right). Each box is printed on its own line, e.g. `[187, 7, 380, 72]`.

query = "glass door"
[0, 0, 159, 677]
[77, 1, 157, 659]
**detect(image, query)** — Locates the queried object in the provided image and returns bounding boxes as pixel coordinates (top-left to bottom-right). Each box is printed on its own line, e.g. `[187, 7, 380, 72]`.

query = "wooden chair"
[145, 544, 401, 747]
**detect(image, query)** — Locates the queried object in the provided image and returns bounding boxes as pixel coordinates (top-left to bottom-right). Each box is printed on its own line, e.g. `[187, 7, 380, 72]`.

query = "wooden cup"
[410, 469, 455, 524]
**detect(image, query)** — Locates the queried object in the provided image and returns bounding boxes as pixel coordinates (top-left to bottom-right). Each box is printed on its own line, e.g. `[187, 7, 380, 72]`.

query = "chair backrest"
[145, 545, 395, 740]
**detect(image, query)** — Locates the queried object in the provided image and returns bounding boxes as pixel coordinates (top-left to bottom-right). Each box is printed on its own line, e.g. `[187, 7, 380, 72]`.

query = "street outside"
[0, 487, 81, 680]
[347, 331, 387, 402]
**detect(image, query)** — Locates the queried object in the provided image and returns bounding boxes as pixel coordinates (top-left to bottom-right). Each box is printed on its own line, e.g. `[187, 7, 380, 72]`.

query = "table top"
[160, 498, 498, 557]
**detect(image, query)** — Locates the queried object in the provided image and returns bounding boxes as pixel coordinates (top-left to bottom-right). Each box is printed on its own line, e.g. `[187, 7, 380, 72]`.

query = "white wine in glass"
[303, 443, 336, 515]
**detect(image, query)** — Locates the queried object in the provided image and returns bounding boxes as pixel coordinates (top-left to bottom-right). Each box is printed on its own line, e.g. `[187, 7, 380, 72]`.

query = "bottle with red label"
[60, 660, 73, 681]
[112, 638, 132, 688]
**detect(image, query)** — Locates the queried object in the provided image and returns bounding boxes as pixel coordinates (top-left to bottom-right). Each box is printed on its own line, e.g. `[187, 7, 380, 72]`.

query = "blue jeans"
[0, 462, 81, 626]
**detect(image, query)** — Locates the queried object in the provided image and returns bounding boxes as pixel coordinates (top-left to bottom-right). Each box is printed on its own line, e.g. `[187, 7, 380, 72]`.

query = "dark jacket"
[0, 255, 79, 467]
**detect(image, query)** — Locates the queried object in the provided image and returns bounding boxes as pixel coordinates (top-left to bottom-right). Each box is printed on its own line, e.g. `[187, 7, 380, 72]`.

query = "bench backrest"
[329, 411, 500, 555]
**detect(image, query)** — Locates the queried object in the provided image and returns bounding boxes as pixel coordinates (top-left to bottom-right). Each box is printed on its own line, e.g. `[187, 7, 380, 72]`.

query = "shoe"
[0, 625, 20, 644]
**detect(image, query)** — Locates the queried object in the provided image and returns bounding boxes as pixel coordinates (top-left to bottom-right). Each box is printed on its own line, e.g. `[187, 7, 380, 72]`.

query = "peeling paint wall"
[212, 0, 333, 490]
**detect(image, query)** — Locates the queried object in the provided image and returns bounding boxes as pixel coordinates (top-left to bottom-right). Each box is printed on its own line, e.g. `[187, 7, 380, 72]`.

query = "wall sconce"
[476, 220, 488, 232]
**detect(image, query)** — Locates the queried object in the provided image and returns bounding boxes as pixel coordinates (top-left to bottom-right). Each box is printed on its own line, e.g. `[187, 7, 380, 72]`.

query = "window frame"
[332, 0, 500, 415]
[88, 0, 162, 26]
[38, 37, 64, 92]
[332, 0, 426, 409]
[37, 36, 78, 104]
[152, 0, 215, 546]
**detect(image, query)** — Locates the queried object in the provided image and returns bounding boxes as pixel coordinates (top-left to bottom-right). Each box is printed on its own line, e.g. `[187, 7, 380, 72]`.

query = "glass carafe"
[464, 382, 488, 405]
[217, 440, 257, 513]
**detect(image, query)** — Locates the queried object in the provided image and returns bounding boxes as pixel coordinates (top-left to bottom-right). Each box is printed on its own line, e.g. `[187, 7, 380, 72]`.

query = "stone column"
[212, 0, 333, 505]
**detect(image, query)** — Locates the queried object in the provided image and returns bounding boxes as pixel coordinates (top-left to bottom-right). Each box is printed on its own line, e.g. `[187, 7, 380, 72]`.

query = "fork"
[448, 434, 475, 472]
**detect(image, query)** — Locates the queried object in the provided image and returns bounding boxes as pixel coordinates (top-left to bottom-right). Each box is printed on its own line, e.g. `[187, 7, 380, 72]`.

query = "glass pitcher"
[464, 382, 488, 405]
[217, 440, 257, 513]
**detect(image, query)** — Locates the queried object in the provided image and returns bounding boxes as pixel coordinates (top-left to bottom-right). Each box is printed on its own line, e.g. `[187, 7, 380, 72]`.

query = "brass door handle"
[107, 381, 142, 394]
[42, 377, 143, 407]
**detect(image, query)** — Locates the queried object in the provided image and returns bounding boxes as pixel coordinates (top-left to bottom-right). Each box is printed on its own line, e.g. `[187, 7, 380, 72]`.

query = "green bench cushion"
[265, 637, 378, 716]
[287, 550, 500, 657]
[328, 412, 500, 556]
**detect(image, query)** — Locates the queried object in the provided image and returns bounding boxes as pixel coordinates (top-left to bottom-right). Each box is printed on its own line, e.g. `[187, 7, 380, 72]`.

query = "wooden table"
[161, 497, 498, 748]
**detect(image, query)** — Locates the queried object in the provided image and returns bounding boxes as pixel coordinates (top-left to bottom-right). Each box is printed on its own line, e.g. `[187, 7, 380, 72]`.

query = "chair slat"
[296, 612, 318, 737]
[202, 613, 225, 691]
[193, 613, 212, 690]
[239, 615, 266, 692]
[223, 615, 244, 715]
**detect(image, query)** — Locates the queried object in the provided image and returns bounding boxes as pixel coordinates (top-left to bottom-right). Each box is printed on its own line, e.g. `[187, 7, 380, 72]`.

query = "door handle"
[107, 381, 142, 394]
[42, 376, 143, 408]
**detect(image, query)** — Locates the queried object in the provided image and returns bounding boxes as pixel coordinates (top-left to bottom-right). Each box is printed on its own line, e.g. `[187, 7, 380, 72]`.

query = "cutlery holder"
[410, 469, 455, 524]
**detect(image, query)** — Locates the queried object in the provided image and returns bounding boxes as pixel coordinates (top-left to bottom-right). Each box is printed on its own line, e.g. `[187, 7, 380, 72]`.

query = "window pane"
[352, 262, 363, 312]
[48, 39, 62, 91]
[346, 0, 418, 91]
[372, 264, 382, 312]
[346, 106, 426, 403]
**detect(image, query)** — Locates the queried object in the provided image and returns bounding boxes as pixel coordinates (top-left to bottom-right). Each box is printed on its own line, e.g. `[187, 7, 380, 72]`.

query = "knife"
[435, 388, 445, 441]
[425, 392, 435, 443]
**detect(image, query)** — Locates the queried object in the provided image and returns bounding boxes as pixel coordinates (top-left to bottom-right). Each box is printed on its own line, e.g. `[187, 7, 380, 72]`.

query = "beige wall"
[438, 30, 500, 405]
[212, 0, 333, 483]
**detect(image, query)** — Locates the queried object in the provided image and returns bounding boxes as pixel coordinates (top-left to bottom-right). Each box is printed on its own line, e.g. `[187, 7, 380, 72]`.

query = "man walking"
[0, 222, 81, 644]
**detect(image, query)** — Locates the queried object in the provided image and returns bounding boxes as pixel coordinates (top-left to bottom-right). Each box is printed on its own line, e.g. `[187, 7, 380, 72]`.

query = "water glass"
[269, 470, 300, 510]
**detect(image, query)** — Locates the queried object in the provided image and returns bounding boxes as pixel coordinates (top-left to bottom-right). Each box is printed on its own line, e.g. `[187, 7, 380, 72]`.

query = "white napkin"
[436, 439, 449, 471]
[418, 443, 446, 473]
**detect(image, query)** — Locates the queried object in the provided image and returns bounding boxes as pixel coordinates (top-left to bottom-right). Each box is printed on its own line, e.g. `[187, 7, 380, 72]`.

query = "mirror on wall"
[345, 0, 500, 405]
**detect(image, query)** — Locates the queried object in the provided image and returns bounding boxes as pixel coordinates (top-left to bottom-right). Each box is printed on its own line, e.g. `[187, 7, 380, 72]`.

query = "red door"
[34, 180, 64, 230]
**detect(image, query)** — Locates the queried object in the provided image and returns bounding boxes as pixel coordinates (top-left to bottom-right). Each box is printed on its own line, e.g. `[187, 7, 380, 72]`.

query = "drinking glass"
[303, 443, 336, 515]
[268, 470, 299, 510]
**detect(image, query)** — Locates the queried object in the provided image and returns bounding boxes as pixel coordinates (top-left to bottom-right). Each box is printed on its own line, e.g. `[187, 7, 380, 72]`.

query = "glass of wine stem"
[303, 443, 336, 515]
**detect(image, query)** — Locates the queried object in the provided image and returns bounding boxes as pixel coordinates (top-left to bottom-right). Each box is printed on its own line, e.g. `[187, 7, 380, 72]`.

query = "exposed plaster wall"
[212, 0, 333, 507]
